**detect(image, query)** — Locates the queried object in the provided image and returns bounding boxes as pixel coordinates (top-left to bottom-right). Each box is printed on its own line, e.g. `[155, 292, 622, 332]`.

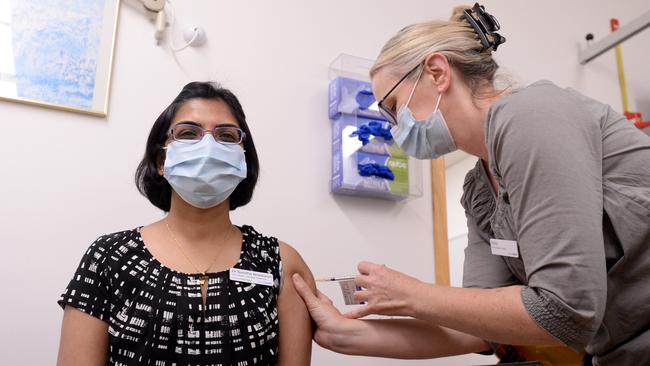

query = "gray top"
[461, 80, 650, 365]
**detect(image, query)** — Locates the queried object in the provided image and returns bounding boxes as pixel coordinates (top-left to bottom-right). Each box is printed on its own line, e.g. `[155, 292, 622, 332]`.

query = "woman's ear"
[157, 151, 165, 176]
[423, 53, 451, 93]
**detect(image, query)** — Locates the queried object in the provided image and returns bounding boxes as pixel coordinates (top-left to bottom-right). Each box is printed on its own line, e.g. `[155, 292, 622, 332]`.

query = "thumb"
[292, 273, 320, 310]
[317, 290, 334, 305]
[344, 305, 373, 319]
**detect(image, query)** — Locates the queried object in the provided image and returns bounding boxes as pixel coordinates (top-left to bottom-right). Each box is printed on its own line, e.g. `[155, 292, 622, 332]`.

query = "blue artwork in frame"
[0, 0, 119, 116]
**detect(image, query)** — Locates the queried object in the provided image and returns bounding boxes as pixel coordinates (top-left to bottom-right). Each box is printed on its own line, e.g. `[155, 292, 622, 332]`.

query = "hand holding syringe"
[316, 276, 365, 305]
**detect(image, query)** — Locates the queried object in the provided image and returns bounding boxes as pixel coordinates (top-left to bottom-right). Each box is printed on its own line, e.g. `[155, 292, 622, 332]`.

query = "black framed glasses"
[377, 63, 422, 126]
[167, 122, 246, 145]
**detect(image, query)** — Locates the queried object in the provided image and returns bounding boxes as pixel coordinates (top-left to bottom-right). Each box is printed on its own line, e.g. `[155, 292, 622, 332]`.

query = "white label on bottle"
[339, 279, 365, 305]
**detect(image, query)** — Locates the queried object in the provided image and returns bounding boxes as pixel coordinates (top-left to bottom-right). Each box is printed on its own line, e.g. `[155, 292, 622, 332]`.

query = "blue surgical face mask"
[163, 135, 247, 209]
[390, 69, 457, 160]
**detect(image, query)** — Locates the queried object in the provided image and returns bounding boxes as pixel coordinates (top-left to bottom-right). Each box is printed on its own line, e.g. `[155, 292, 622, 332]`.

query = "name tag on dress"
[490, 239, 519, 258]
[229, 268, 274, 287]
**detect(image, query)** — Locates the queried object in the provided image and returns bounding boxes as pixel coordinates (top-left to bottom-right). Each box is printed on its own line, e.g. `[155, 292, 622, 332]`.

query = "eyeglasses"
[377, 63, 422, 126]
[167, 122, 246, 145]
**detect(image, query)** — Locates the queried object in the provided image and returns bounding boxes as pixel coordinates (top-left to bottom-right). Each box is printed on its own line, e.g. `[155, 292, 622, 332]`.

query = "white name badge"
[229, 268, 274, 287]
[490, 239, 519, 258]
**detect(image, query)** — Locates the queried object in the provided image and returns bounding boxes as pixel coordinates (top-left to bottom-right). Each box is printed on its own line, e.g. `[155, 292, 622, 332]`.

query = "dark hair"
[135, 81, 259, 212]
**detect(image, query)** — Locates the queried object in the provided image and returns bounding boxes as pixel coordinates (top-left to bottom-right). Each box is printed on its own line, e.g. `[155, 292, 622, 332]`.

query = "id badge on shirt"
[229, 268, 274, 287]
[490, 239, 519, 258]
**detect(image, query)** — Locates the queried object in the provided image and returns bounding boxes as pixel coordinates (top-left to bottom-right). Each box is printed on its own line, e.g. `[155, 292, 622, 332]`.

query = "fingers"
[354, 275, 370, 288]
[292, 274, 319, 309]
[353, 290, 369, 302]
[357, 261, 377, 275]
[344, 305, 374, 319]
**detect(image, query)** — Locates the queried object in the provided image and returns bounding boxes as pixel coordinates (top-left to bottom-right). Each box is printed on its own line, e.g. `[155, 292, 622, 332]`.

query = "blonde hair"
[370, 5, 501, 97]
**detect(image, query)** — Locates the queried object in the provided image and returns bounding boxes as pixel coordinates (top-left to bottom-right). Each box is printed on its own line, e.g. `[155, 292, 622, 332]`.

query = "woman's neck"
[444, 85, 504, 162]
[164, 193, 234, 245]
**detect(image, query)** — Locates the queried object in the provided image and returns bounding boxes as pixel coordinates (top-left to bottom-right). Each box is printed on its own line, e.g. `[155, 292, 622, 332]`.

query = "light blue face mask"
[390, 68, 457, 160]
[163, 135, 247, 209]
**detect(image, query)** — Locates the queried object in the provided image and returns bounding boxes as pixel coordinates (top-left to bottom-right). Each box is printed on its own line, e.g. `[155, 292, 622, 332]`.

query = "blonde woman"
[293, 4, 650, 365]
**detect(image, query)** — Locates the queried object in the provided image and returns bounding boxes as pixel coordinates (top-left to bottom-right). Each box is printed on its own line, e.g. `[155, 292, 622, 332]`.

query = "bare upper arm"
[57, 306, 109, 366]
[278, 241, 314, 290]
[277, 241, 316, 366]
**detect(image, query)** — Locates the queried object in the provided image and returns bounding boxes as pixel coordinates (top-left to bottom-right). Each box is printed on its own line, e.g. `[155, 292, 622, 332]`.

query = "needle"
[315, 276, 357, 282]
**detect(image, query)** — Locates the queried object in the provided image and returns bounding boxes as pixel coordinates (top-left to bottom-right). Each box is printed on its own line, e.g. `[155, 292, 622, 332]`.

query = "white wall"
[1, 0, 648, 365]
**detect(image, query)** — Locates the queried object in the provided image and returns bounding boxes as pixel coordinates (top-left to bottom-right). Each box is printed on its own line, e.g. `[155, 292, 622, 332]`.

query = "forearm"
[410, 284, 562, 346]
[326, 318, 489, 359]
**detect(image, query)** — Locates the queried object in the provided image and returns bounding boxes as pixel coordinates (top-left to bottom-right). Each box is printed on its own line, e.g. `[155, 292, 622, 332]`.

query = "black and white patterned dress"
[58, 225, 282, 366]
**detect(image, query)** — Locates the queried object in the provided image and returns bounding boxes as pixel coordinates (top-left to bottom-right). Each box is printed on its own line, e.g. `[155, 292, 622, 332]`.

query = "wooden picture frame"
[0, 0, 120, 117]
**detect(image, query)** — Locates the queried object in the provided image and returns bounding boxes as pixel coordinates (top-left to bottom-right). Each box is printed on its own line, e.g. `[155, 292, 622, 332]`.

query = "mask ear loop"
[433, 92, 443, 113]
[404, 65, 424, 109]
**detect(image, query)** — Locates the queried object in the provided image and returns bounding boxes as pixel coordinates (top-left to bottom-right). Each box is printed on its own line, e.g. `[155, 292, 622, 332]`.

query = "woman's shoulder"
[83, 228, 143, 264]
[241, 225, 279, 250]
[486, 80, 609, 168]
[240, 224, 281, 261]
[241, 225, 306, 270]
[490, 80, 566, 117]
[491, 80, 608, 123]
[241, 224, 275, 241]
[500, 80, 567, 100]
[92, 227, 141, 247]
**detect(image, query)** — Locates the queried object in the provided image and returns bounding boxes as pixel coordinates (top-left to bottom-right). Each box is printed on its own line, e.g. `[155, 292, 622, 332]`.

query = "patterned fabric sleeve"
[57, 236, 112, 322]
[277, 253, 284, 295]
[269, 236, 283, 297]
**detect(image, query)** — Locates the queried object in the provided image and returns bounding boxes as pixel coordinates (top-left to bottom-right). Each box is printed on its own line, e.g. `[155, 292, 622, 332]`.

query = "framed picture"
[0, 0, 120, 117]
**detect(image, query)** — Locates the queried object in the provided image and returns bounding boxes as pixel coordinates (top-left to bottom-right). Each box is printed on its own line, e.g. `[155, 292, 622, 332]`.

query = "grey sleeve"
[463, 213, 519, 289]
[463, 213, 518, 355]
[489, 91, 607, 350]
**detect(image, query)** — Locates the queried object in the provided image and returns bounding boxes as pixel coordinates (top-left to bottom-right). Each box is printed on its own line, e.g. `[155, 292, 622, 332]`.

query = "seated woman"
[56, 81, 316, 366]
